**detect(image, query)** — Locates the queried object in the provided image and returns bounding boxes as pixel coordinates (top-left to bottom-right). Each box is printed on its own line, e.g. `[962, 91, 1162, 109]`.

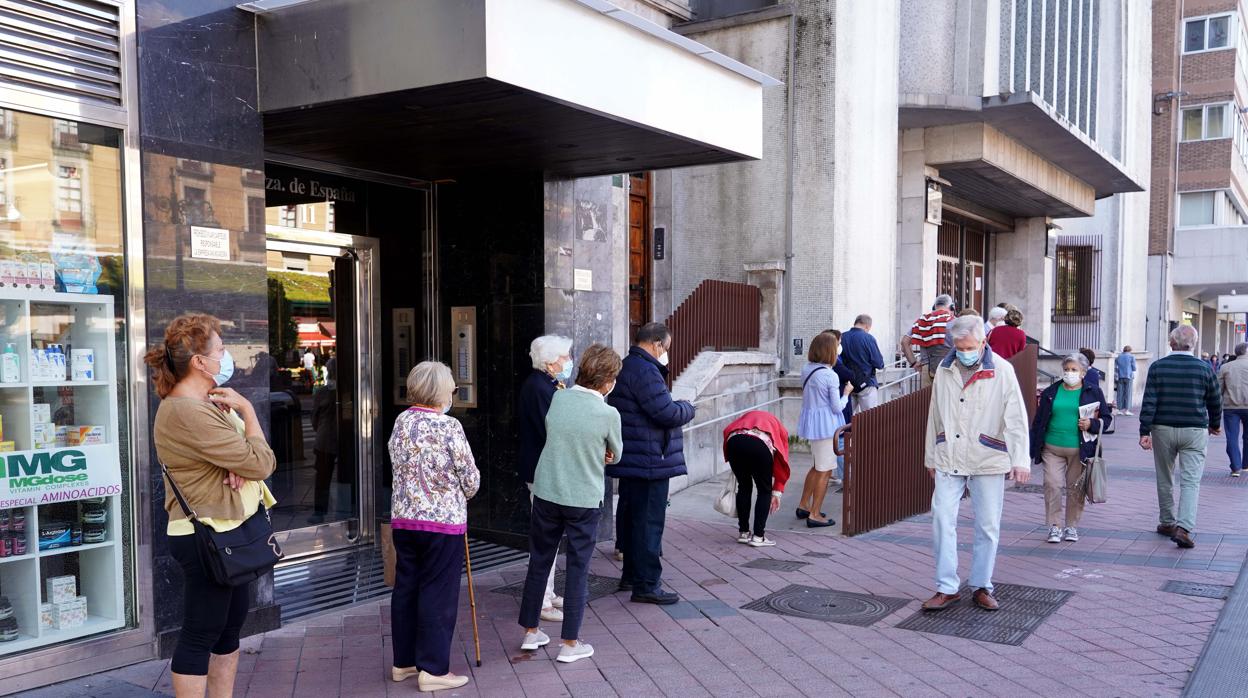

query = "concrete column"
[896, 129, 939, 347]
[744, 260, 785, 359]
[1201, 306, 1218, 355]
[993, 217, 1054, 347]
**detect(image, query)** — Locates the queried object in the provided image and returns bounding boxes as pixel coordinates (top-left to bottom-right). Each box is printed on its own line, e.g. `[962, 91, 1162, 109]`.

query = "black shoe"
[630, 590, 679, 605]
[617, 579, 634, 593]
[806, 518, 836, 528]
[795, 508, 809, 519]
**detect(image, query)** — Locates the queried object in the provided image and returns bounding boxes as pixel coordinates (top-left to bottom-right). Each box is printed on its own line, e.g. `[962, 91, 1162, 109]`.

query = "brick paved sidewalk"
[26, 416, 1243, 697]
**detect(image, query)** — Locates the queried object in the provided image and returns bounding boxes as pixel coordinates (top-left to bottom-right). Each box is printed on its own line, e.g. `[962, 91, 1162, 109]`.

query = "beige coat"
[1220, 358, 1248, 409]
[924, 348, 1031, 476]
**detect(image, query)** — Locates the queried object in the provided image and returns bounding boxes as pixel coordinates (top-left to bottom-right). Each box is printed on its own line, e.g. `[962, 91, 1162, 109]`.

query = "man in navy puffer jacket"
[607, 323, 695, 604]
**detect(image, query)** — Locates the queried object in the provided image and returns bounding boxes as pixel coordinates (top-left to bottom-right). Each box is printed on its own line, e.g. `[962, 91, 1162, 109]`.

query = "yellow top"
[167, 409, 278, 536]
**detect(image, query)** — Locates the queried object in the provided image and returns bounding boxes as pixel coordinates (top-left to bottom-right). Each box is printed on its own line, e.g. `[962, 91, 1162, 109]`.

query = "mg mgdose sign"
[0, 444, 122, 507]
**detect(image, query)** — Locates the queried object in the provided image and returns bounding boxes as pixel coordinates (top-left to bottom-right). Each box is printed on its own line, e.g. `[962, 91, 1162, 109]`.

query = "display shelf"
[0, 616, 124, 655]
[37, 541, 114, 558]
[30, 380, 108, 388]
[0, 382, 28, 388]
[0, 552, 34, 565]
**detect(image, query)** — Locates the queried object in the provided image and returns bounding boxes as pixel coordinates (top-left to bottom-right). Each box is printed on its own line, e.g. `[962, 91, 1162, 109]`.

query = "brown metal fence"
[839, 345, 1040, 536]
[664, 280, 760, 379]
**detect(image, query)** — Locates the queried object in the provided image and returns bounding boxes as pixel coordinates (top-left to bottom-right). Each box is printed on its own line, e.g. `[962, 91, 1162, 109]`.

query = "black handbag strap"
[159, 461, 199, 521]
[803, 365, 829, 389]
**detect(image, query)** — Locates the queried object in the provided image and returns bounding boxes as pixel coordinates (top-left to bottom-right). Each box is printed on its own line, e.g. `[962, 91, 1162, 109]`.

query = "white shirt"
[302, 352, 316, 370]
[569, 384, 605, 401]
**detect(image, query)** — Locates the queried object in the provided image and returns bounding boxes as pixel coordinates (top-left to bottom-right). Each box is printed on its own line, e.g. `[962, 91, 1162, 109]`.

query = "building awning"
[1173, 226, 1248, 302]
[248, 0, 778, 178]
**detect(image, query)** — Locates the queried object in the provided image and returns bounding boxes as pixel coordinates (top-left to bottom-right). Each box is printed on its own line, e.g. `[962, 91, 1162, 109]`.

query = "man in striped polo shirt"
[1139, 325, 1223, 549]
[902, 294, 956, 389]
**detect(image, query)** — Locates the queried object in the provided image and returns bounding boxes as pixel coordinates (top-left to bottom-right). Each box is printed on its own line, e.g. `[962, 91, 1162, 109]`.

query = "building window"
[247, 196, 265, 234]
[300, 205, 315, 225]
[1179, 192, 1216, 226]
[280, 205, 296, 227]
[326, 201, 335, 232]
[1185, 14, 1232, 53]
[1181, 104, 1231, 141]
[1054, 246, 1094, 317]
[56, 163, 83, 214]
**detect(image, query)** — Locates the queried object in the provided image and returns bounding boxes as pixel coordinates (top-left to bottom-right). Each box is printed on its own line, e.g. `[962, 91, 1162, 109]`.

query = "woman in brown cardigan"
[146, 314, 276, 698]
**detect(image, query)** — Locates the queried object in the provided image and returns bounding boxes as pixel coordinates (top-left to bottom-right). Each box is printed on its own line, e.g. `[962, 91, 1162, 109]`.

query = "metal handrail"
[681, 397, 799, 433]
[689, 377, 786, 406]
[878, 368, 920, 391]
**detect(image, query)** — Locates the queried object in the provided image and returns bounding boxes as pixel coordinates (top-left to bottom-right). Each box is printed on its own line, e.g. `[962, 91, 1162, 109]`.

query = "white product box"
[45, 575, 76, 604]
[32, 422, 55, 449]
[51, 596, 87, 630]
[39, 602, 53, 629]
[55, 425, 70, 447]
[0, 260, 16, 286]
[39, 262, 55, 288]
[32, 403, 50, 423]
[71, 349, 94, 381]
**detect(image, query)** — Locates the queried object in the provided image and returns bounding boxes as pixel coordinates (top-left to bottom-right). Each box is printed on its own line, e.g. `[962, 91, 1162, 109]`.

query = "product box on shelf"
[39, 263, 56, 289]
[39, 602, 53, 629]
[32, 403, 50, 423]
[71, 349, 94, 381]
[32, 422, 55, 449]
[45, 575, 76, 604]
[55, 425, 69, 447]
[51, 596, 87, 630]
[0, 441, 16, 452]
[65, 426, 104, 446]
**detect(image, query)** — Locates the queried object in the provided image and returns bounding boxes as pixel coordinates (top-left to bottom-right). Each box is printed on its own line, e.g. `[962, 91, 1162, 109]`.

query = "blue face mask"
[556, 360, 573, 382]
[199, 349, 235, 386]
[955, 349, 981, 367]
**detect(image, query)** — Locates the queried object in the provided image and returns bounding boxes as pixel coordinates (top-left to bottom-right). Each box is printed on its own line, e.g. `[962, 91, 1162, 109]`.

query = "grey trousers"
[1151, 425, 1209, 532]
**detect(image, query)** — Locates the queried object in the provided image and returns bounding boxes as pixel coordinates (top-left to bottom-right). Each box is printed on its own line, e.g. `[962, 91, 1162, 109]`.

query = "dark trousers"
[726, 434, 774, 537]
[312, 448, 336, 515]
[618, 477, 669, 594]
[391, 529, 464, 675]
[1226, 409, 1248, 473]
[614, 479, 628, 551]
[169, 534, 250, 676]
[519, 496, 601, 640]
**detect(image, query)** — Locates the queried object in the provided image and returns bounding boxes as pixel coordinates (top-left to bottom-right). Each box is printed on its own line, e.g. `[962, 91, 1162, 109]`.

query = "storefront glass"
[0, 109, 134, 655]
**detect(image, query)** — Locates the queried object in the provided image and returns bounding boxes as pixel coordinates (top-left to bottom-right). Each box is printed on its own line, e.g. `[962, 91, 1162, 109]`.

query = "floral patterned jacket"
[388, 407, 480, 534]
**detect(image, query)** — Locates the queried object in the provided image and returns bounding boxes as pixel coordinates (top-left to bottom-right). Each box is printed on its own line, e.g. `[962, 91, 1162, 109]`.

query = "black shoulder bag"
[162, 462, 284, 586]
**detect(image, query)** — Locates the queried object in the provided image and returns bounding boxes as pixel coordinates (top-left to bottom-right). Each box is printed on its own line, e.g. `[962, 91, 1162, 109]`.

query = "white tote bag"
[713, 472, 738, 517]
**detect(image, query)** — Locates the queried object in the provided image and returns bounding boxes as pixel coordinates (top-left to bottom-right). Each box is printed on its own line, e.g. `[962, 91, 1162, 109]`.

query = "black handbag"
[162, 462, 283, 586]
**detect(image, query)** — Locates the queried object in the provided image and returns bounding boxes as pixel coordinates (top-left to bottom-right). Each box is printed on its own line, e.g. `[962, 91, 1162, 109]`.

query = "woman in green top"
[1029, 354, 1113, 544]
[519, 344, 623, 664]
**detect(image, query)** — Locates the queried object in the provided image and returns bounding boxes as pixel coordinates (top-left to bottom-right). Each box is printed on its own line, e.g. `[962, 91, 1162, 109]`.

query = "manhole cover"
[1162, 580, 1232, 599]
[803, 552, 835, 558]
[491, 571, 619, 604]
[894, 583, 1073, 646]
[741, 558, 810, 572]
[741, 584, 910, 627]
[1009, 484, 1045, 494]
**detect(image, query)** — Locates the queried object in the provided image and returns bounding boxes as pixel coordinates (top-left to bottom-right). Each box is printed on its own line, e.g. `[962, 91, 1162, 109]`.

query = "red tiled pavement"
[88, 416, 1242, 697]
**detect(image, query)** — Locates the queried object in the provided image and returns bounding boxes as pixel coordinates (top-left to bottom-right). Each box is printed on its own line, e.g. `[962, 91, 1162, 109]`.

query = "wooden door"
[628, 173, 651, 340]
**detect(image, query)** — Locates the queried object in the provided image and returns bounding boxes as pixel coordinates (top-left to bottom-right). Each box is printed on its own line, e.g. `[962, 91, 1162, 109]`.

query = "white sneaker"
[551, 595, 564, 610]
[1063, 527, 1079, 542]
[556, 641, 595, 663]
[747, 536, 776, 547]
[737, 531, 751, 544]
[520, 629, 550, 651]
[1046, 525, 1062, 543]
[540, 606, 564, 622]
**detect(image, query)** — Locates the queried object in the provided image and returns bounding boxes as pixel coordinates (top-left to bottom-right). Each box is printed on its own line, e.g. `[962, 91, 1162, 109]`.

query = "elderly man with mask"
[922, 315, 1031, 613]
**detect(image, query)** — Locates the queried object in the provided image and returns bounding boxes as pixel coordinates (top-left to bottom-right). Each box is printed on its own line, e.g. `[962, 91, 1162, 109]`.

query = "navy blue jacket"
[833, 362, 854, 423]
[517, 368, 558, 484]
[1029, 382, 1112, 463]
[606, 347, 696, 480]
[840, 327, 885, 390]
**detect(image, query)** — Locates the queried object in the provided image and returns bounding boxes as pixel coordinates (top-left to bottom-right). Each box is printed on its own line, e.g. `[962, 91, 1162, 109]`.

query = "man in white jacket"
[922, 315, 1031, 612]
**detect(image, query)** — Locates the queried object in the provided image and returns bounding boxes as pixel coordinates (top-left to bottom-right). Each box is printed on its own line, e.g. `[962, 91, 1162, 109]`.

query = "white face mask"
[657, 350, 669, 366]
[1062, 371, 1082, 387]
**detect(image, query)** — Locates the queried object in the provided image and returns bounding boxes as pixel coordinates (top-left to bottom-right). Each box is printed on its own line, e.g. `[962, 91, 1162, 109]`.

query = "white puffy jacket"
[924, 347, 1031, 476]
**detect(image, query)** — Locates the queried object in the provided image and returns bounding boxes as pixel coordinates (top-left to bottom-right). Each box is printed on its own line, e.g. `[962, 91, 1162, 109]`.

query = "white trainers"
[747, 536, 776, 547]
[556, 641, 595, 663]
[1046, 525, 1062, 543]
[540, 606, 564, 622]
[551, 595, 564, 610]
[737, 531, 751, 544]
[520, 629, 550, 651]
[1063, 527, 1079, 542]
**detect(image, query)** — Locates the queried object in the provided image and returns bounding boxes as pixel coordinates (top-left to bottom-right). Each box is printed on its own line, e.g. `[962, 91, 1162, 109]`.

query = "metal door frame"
[266, 227, 382, 557]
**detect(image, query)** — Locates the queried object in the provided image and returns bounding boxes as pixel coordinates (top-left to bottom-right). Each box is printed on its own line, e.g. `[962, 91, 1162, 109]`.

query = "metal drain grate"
[741, 558, 810, 572]
[1163, 580, 1232, 600]
[491, 571, 620, 604]
[1009, 484, 1045, 494]
[894, 583, 1072, 646]
[741, 584, 910, 627]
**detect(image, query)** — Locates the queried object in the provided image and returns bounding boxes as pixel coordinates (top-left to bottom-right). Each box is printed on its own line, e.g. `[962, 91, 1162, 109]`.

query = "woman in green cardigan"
[518, 344, 623, 664]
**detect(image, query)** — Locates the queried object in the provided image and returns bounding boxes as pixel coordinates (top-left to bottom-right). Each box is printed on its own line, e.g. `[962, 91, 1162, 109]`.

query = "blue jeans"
[931, 471, 1005, 594]
[618, 477, 669, 594]
[1116, 378, 1133, 412]
[1226, 409, 1248, 473]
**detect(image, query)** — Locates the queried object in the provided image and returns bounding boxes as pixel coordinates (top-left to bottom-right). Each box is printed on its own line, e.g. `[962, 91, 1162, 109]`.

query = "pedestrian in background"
[1139, 326, 1222, 549]
[1115, 345, 1137, 416]
[1030, 354, 1112, 544]
[903, 294, 956, 389]
[1218, 343, 1248, 476]
[722, 410, 790, 547]
[986, 306, 1026, 359]
[608, 323, 695, 605]
[796, 332, 851, 528]
[984, 306, 1007, 338]
[826, 329, 855, 425]
[840, 314, 886, 412]
[922, 316, 1030, 612]
[517, 334, 574, 623]
[519, 344, 622, 664]
[388, 362, 480, 692]
[1079, 348, 1104, 391]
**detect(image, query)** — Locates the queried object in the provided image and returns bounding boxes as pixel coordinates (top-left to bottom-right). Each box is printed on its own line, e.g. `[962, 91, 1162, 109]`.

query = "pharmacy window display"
[0, 109, 132, 653]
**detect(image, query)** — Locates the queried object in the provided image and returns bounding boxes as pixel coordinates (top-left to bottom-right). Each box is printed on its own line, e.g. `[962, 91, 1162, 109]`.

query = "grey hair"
[1062, 353, 1090, 372]
[406, 361, 456, 409]
[947, 315, 985, 342]
[854, 313, 872, 326]
[987, 306, 1008, 322]
[1236, 342, 1248, 356]
[934, 294, 954, 309]
[1169, 325, 1199, 351]
[529, 335, 572, 370]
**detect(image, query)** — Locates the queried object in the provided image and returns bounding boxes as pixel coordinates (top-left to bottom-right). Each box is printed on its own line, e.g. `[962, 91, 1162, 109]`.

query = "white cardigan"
[924, 347, 1031, 476]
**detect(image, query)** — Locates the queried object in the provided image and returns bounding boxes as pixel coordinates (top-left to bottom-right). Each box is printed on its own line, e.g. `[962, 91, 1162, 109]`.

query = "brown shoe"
[973, 588, 1000, 611]
[1157, 524, 1176, 537]
[921, 592, 960, 611]
[1171, 527, 1195, 549]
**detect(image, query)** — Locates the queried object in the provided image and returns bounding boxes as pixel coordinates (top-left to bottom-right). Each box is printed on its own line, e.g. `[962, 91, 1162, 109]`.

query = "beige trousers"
[1042, 444, 1085, 528]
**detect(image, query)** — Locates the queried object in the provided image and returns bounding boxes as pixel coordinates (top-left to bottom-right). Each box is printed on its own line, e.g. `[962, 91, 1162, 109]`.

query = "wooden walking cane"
[464, 533, 481, 667]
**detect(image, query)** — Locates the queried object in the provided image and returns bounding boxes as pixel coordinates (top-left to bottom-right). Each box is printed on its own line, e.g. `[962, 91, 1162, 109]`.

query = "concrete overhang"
[900, 90, 1144, 202]
[1173, 226, 1248, 301]
[250, 0, 777, 178]
[922, 122, 1097, 218]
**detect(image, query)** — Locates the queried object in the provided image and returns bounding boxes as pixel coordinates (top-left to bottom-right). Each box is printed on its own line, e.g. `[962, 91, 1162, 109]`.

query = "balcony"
[1173, 226, 1248, 297]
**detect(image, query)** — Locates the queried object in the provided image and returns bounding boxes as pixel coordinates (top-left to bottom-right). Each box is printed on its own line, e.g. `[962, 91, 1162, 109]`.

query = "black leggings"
[169, 533, 250, 676]
[726, 434, 774, 537]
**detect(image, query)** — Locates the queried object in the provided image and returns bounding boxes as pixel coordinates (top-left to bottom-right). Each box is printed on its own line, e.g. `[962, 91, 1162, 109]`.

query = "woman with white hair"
[517, 335, 574, 622]
[388, 361, 480, 692]
[1028, 353, 1112, 544]
[984, 306, 1008, 337]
